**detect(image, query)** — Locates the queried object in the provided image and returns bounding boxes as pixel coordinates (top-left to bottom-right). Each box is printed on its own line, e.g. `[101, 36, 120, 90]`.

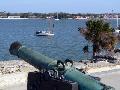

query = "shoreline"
[1, 59, 120, 74]
[0, 59, 120, 90]
[0, 18, 120, 20]
[0, 60, 38, 90]
[0, 18, 29, 20]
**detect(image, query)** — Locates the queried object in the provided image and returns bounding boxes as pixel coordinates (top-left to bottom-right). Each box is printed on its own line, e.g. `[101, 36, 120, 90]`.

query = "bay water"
[0, 19, 119, 61]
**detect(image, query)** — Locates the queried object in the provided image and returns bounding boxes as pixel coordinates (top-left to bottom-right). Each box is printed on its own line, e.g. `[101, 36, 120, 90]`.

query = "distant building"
[0, 16, 7, 18]
[46, 16, 53, 19]
[75, 16, 81, 19]
[74, 16, 88, 19]
[8, 16, 20, 18]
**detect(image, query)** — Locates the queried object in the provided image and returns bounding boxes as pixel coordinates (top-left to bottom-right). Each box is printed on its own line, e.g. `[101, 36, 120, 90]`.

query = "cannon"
[9, 41, 114, 90]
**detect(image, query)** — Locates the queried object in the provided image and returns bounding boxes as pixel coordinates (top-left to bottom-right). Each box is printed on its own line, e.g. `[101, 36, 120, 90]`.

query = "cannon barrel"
[9, 41, 57, 70]
[9, 41, 112, 90]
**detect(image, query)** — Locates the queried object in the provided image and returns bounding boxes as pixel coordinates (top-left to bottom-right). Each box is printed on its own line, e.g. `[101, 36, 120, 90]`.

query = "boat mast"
[116, 15, 119, 28]
[48, 18, 51, 32]
[48, 18, 54, 33]
[57, 12, 58, 19]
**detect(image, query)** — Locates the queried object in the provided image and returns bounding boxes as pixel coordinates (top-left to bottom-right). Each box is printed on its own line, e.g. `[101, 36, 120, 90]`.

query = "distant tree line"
[0, 12, 120, 19]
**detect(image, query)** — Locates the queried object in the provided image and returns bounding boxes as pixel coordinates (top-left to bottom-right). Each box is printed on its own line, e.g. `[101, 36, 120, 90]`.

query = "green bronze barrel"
[9, 41, 57, 70]
[64, 68, 104, 90]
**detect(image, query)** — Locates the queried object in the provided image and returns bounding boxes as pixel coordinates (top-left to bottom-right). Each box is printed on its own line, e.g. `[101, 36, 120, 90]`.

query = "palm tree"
[79, 19, 117, 58]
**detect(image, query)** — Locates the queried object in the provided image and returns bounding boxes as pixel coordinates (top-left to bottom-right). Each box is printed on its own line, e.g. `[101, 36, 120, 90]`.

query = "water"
[0, 19, 119, 61]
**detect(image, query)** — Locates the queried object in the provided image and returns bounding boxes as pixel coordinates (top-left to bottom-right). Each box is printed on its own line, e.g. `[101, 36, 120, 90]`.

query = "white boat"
[55, 13, 59, 20]
[55, 18, 59, 21]
[36, 31, 54, 36]
[36, 19, 54, 36]
[115, 29, 120, 34]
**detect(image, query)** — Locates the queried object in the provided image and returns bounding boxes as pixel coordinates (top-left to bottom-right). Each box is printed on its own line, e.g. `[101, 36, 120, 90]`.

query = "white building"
[8, 16, 20, 19]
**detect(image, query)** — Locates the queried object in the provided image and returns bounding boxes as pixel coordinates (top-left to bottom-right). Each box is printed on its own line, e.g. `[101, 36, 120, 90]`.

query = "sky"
[0, 0, 120, 13]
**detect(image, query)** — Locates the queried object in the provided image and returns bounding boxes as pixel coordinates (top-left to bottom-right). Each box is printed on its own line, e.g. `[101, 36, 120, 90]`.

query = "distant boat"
[55, 13, 59, 20]
[36, 31, 54, 36]
[36, 19, 54, 36]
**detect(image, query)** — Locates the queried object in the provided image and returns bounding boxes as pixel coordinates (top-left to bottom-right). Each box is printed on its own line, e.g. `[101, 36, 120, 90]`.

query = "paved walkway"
[1, 84, 27, 90]
[90, 69, 120, 90]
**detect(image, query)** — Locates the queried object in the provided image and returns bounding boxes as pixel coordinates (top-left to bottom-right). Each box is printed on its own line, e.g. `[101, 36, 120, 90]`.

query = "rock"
[0, 60, 38, 75]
